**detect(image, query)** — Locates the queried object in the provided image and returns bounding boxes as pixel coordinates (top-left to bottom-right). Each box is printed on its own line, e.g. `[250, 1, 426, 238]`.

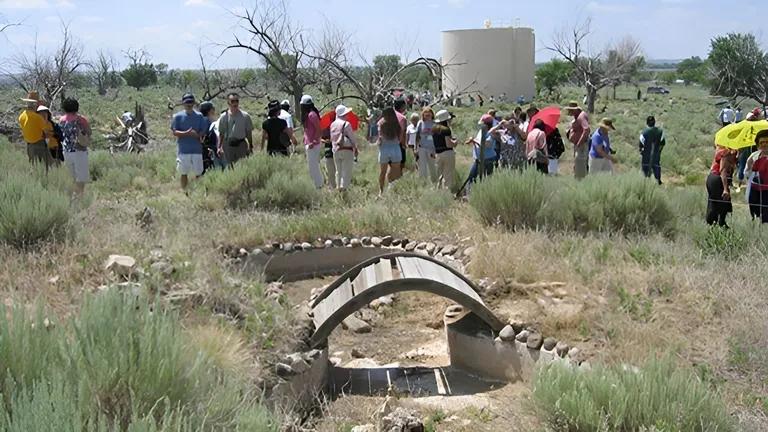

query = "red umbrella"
[320, 111, 360, 131]
[527, 106, 562, 136]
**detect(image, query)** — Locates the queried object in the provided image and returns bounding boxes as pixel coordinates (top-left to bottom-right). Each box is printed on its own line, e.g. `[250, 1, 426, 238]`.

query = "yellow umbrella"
[715, 120, 768, 149]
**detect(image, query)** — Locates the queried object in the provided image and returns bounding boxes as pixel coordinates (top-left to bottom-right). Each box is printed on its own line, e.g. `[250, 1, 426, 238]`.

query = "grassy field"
[1, 82, 768, 430]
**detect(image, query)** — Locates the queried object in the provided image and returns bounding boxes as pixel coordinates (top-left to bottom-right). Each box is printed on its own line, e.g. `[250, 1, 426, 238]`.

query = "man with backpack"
[639, 115, 666, 184]
[217, 92, 254, 165]
[199, 101, 224, 173]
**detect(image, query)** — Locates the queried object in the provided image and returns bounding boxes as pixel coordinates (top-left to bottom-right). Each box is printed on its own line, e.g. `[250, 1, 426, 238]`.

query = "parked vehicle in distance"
[647, 86, 671, 94]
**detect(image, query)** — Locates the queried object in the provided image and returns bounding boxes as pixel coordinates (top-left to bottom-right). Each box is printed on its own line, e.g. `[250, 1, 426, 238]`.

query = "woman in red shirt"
[747, 130, 768, 223]
[706, 145, 737, 227]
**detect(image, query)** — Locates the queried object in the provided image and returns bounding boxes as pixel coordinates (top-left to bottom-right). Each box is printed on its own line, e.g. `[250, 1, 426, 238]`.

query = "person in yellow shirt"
[18, 91, 53, 168]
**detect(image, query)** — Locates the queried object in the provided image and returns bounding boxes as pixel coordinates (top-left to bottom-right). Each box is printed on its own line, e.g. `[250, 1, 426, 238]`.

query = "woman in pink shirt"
[526, 119, 548, 174]
[300, 95, 323, 189]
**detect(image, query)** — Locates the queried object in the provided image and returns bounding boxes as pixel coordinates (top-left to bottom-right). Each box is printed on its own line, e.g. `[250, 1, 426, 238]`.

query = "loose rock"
[416, 242, 428, 250]
[351, 348, 365, 358]
[262, 244, 275, 254]
[361, 236, 372, 246]
[381, 407, 424, 432]
[499, 325, 516, 342]
[381, 236, 393, 246]
[342, 316, 371, 333]
[325, 239, 333, 248]
[332, 237, 344, 247]
[425, 242, 436, 254]
[527, 333, 543, 349]
[515, 329, 530, 343]
[350, 238, 362, 248]
[342, 237, 350, 245]
[555, 341, 570, 357]
[351, 425, 375, 432]
[371, 237, 383, 247]
[441, 244, 458, 256]
[301, 242, 313, 251]
[149, 249, 165, 263]
[404, 242, 417, 252]
[391, 238, 402, 247]
[542, 337, 558, 351]
[282, 242, 294, 252]
[285, 353, 310, 374]
[275, 363, 295, 378]
[104, 255, 136, 277]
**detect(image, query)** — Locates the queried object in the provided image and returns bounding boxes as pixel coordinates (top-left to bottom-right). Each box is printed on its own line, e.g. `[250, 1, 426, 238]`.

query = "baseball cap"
[182, 93, 195, 104]
[300, 94, 314, 105]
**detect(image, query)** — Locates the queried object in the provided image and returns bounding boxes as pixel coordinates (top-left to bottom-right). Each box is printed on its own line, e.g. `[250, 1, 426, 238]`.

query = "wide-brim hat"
[267, 100, 281, 112]
[21, 91, 41, 103]
[599, 118, 616, 130]
[563, 100, 581, 111]
[36, 105, 50, 112]
[435, 109, 452, 123]
[335, 104, 352, 117]
[300, 94, 314, 105]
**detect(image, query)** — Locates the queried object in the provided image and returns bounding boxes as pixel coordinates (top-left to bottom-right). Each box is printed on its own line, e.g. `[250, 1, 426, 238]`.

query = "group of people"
[17, 91, 91, 197]
[707, 106, 768, 227]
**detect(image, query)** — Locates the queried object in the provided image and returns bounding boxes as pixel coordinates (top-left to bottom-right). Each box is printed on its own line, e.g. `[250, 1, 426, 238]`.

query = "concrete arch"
[310, 253, 505, 348]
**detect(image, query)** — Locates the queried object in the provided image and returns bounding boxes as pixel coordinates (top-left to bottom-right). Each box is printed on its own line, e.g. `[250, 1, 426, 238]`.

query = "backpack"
[547, 129, 565, 159]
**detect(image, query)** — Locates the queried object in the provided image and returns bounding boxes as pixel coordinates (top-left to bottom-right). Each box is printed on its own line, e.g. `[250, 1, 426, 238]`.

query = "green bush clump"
[470, 170, 676, 235]
[197, 154, 318, 211]
[0, 290, 278, 431]
[533, 358, 734, 432]
[89, 150, 174, 192]
[0, 175, 70, 247]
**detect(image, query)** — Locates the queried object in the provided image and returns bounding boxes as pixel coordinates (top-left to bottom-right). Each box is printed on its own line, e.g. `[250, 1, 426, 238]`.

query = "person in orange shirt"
[17, 91, 53, 168]
[37, 106, 64, 163]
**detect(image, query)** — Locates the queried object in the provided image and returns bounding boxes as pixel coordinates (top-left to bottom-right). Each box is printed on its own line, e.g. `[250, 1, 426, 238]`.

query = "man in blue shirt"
[589, 118, 617, 174]
[171, 93, 208, 190]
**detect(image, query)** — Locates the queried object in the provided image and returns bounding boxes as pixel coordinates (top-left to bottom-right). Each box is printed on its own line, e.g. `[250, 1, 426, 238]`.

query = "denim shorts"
[378, 141, 402, 164]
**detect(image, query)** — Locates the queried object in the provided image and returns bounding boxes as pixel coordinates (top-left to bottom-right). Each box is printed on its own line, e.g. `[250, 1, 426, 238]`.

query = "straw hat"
[598, 118, 616, 130]
[21, 91, 41, 103]
[563, 100, 582, 112]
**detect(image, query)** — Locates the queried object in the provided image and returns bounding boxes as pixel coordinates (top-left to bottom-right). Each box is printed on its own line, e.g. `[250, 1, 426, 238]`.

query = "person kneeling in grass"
[171, 93, 208, 190]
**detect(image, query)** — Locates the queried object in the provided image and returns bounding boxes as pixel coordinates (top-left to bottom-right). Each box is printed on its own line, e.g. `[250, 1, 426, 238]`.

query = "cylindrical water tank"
[442, 27, 536, 102]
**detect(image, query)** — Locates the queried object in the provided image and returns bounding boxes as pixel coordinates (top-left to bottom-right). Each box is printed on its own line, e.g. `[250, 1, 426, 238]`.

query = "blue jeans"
[737, 148, 751, 182]
[641, 143, 663, 182]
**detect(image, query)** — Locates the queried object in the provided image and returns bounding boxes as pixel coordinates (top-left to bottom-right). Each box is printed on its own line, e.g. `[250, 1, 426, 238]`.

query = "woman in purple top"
[300, 95, 323, 189]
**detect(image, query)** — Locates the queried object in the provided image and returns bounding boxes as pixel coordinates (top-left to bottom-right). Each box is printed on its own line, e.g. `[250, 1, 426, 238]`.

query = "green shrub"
[89, 150, 175, 193]
[469, 169, 549, 229]
[197, 154, 318, 211]
[0, 175, 71, 247]
[470, 170, 676, 235]
[0, 290, 279, 431]
[533, 358, 734, 432]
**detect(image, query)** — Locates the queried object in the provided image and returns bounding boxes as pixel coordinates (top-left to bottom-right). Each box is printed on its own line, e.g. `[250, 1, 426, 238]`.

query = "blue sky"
[0, 0, 764, 69]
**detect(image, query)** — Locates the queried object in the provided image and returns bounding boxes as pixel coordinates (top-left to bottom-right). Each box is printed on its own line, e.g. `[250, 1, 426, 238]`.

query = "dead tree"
[8, 20, 85, 106]
[89, 50, 120, 96]
[225, 0, 322, 110]
[547, 18, 643, 113]
[198, 47, 264, 101]
[309, 45, 447, 110]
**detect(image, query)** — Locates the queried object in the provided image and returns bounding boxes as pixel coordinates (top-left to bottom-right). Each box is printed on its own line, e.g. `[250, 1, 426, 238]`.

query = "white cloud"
[0, 0, 73, 8]
[447, 0, 465, 7]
